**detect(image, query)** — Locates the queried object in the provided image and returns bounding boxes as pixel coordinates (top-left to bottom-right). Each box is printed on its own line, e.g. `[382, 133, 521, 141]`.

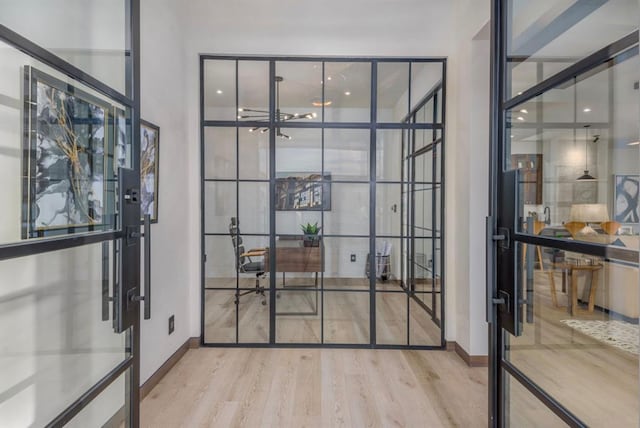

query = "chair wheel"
[262, 300, 267, 305]
[234, 299, 239, 305]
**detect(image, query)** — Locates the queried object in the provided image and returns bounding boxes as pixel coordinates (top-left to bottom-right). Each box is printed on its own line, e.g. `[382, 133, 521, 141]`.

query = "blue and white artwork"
[614, 175, 640, 224]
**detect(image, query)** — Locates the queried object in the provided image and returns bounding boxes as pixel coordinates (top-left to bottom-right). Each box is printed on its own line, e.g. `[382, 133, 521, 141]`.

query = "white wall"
[139, 0, 191, 383]
[447, 0, 491, 355]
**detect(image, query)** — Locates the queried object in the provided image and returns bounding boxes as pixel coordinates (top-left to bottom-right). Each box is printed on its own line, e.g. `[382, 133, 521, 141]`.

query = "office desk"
[264, 241, 324, 315]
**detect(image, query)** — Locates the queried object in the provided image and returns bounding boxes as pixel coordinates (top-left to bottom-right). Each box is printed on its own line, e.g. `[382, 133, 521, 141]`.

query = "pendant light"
[576, 124, 596, 181]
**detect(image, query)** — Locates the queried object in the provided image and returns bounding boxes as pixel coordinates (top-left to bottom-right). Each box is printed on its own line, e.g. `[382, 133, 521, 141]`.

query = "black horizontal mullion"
[503, 31, 638, 111]
[0, 231, 121, 262]
[514, 232, 638, 264]
[0, 24, 133, 108]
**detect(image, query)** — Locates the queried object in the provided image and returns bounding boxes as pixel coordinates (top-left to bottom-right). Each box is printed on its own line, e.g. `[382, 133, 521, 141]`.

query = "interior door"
[489, 1, 640, 426]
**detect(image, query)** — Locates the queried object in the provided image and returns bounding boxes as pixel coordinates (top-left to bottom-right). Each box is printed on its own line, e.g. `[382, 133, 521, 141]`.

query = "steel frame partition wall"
[489, 1, 639, 426]
[0, 2, 142, 427]
[201, 56, 446, 348]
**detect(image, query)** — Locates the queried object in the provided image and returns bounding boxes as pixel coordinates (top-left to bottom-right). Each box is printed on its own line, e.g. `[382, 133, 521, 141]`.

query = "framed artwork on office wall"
[140, 119, 159, 222]
[22, 66, 114, 238]
[275, 172, 331, 211]
[614, 174, 639, 223]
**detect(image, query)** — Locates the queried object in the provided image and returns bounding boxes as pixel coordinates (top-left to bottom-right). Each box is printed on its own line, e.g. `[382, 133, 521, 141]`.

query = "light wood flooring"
[140, 348, 487, 427]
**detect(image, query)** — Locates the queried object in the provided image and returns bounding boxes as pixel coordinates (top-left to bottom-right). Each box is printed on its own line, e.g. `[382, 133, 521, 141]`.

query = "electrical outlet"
[350, 254, 356, 262]
[168, 315, 175, 335]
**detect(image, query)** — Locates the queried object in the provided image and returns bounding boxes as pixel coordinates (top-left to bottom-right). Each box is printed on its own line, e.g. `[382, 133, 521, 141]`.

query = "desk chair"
[229, 217, 266, 305]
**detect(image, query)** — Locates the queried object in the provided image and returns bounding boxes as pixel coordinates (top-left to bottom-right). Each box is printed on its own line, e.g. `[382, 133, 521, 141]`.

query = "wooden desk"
[264, 243, 323, 316]
[264, 246, 323, 272]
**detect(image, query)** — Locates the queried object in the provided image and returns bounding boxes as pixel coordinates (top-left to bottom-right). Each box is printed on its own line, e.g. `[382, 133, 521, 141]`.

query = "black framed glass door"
[0, 1, 143, 426]
[489, 1, 639, 426]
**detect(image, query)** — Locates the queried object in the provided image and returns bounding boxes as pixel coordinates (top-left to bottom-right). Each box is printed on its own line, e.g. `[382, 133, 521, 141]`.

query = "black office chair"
[229, 217, 266, 305]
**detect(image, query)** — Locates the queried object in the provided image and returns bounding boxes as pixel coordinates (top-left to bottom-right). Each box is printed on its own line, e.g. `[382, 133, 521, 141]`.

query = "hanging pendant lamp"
[576, 124, 596, 181]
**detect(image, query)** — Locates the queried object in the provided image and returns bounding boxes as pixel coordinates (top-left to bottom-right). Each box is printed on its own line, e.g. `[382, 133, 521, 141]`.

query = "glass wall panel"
[505, 371, 567, 428]
[506, 0, 638, 99]
[376, 292, 408, 345]
[275, 62, 322, 123]
[409, 295, 440, 346]
[323, 183, 369, 236]
[239, 129, 269, 179]
[67, 369, 128, 428]
[324, 128, 370, 181]
[322, 237, 369, 290]
[275, 290, 321, 343]
[204, 127, 236, 180]
[0, 243, 129, 426]
[323, 291, 369, 344]
[508, 243, 639, 425]
[204, 290, 236, 343]
[0, 0, 130, 95]
[376, 183, 404, 236]
[238, 60, 269, 123]
[324, 62, 371, 122]
[376, 129, 406, 182]
[373, 238, 404, 291]
[204, 235, 236, 289]
[238, 291, 269, 343]
[238, 182, 269, 235]
[204, 181, 236, 234]
[410, 62, 442, 114]
[204, 60, 236, 121]
[377, 62, 409, 122]
[275, 128, 322, 171]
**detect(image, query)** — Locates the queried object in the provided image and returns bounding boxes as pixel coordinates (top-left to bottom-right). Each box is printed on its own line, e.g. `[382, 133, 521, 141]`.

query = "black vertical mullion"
[268, 61, 276, 344]
[199, 57, 206, 346]
[431, 91, 438, 323]
[370, 61, 377, 346]
[234, 60, 240, 344]
[440, 60, 447, 347]
[320, 61, 325, 344]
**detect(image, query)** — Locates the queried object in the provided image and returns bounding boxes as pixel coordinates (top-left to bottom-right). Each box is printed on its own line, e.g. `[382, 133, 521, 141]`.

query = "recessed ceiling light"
[216, 89, 223, 94]
[312, 100, 332, 107]
[344, 91, 351, 96]
[583, 107, 591, 113]
[517, 116, 525, 121]
[238, 108, 244, 112]
[327, 76, 332, 81]
[628, 141, 640, 146]
[519, 109, 528, 114]
[511, 135, 514, 138]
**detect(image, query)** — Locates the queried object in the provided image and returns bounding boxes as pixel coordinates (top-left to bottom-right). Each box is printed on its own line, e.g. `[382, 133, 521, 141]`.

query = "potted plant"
[301, 222, 321, 247]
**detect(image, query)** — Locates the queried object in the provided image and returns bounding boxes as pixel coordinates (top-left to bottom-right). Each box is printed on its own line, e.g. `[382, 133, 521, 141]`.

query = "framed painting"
[22, 66, 114, 238]
[275, 172, 331, 211]
[140, 119, 159, 222]
[614, 174, 639, 223]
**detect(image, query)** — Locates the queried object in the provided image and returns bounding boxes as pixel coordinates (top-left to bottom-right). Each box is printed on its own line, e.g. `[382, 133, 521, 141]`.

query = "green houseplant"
[301, 222, 321, 247]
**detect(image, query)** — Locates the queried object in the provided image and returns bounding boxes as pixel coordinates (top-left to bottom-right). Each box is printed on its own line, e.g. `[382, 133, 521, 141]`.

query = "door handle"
[133, 214, 152, 320]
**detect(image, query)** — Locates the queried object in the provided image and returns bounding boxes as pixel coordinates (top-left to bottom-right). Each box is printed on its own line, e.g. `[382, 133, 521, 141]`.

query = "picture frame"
[140, 119, 160, 223]
[275, 172, 331, 211]
[614, 174, 639, 224]
[22, 66, 115, 238]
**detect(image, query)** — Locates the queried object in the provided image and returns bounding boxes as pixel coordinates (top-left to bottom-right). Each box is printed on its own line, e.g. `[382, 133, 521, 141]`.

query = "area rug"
[560, 319, 639, 355]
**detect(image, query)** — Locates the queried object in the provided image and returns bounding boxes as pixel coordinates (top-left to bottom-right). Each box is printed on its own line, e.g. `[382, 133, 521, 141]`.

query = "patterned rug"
[560, 320, 639, 355]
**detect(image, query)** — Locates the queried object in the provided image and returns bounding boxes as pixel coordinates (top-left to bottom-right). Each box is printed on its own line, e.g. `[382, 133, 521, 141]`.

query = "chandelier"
[237, 76, 316, 139]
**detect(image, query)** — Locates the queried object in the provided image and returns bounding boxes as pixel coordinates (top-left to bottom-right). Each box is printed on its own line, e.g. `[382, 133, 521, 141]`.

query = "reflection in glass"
[509, 242, 639, 425]
[324, 62, 371, 122]
[505, 371, 566, 428]
[275, 62, 322, 123]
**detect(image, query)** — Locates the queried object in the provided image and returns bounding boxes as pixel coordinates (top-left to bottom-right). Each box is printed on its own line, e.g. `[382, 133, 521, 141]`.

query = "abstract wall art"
[614, 175, 639, 224]
[275, 172, 331, 211]
[22, 66, 114, 238]
[140, 120, 159, 222]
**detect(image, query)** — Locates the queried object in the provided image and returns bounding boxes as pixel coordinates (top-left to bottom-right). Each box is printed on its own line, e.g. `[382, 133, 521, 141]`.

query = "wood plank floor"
[140, 348, 488, 427]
